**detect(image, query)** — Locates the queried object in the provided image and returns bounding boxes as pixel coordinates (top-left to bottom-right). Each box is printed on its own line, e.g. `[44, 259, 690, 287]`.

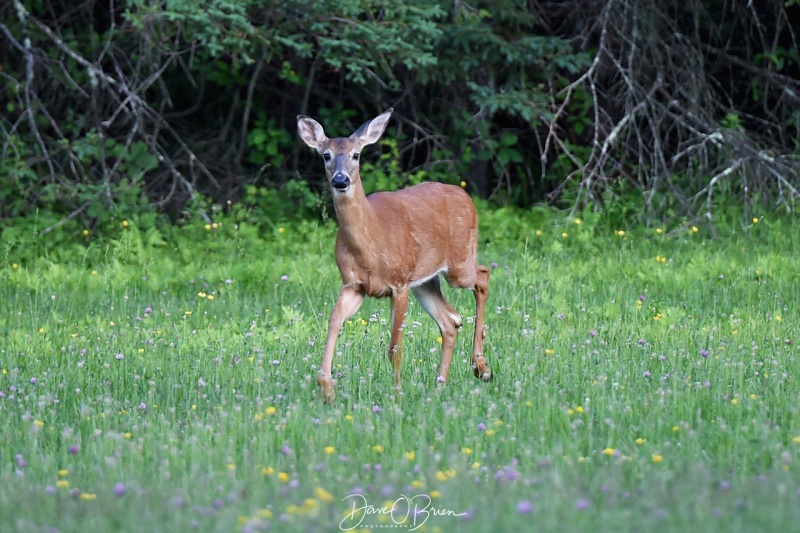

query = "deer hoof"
[472, 356, 493, 382]
[316, 373, 336, 403]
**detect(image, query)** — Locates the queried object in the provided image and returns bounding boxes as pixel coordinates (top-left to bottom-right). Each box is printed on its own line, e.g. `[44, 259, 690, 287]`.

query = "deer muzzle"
[331, 173, 351, 191]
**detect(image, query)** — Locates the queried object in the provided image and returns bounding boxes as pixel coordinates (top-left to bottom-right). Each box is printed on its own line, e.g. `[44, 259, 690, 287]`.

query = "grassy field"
[1, 214, 799, 533]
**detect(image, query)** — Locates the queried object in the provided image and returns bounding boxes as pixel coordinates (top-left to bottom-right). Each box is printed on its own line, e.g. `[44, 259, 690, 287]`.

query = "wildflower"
[324, 446, 335, 455]
[652, 454, 664, 463]
[265, 406, 277, 415]
[80, 493, 97, 501]
[411, 480, 424, 489]
[792, 436, 800, 444]
[30, 377, 37, 385]
[12, 263, 19, 269]
[138, 402, 147, 410]
[561, 232, 568, 239]
[33, 420, 44, 428]
[113, 483, 126, 497]
[752, 217, 759, 224]
[603, 447, 616, 456]
[277, 472, 290, 483]
[282, 445, 292, 455]
[461, 447, 473, 456]
[315, 487, 334, 503]
[574, 499, 590, 510]
[372, 445, 384, 453]
[574, 218, 582, 225]
[635, 438, 646, 445]
[121, 220, 129, 228]
[56, 480, 69, 489]
[517, 500, 534, 514]
[261, 467, 274, 476]
[437, 336, 443, 344]
[731, 398, 739, 406]
[460, 181, 467, 188]
[58, 469, 68, 477]
[430, 490, 441, 499]
[544, 349, 555, 356]
[372, 405, 382, 414]
[280, 275, 289, 281]
[644, 371, 651, 378]
[535, 229, 543, 237]
[656, 228, 663, 234]
[278, 227, 285, 234]
[68, 445, 79, 455]
[436, 375, 445, 384]
[575, 406, 584, 414]
[700, 349, 710, 358]
[616, 230, 625, 237]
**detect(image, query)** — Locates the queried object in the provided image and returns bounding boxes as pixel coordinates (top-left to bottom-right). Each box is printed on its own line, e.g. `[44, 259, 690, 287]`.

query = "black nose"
[331, 174, 350, 190]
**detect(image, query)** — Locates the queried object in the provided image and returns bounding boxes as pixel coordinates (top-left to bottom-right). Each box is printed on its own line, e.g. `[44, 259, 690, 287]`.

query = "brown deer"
[297, 109, 492, 402]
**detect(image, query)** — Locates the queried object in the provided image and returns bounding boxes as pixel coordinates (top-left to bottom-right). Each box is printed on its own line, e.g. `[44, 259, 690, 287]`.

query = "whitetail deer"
[297, 109, 492, 402]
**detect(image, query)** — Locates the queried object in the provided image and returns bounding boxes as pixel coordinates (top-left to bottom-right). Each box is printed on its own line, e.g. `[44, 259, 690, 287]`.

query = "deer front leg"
[471, 265, 492, 381]
[319, 285, 365, 403]
[389, 287, 409, 392]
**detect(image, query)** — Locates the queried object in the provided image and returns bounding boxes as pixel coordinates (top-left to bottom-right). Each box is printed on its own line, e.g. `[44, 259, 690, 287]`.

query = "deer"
[297, 109, 492, 403]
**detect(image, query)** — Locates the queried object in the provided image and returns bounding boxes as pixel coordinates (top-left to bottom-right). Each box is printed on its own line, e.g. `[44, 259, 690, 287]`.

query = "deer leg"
[412, 277, 462, 384]
[471, 265, 492, 381]
[319, 285, 365, 403]
[389, 287, 409, 391]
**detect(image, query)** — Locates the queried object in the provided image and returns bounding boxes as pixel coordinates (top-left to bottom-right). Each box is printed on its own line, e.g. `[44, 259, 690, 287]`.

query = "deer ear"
[351, 109, 393, 146]
[297, 115, 328, 152]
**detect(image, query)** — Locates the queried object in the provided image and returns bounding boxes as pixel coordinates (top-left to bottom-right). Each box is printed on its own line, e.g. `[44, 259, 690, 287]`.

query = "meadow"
[1, 211, 799, 533]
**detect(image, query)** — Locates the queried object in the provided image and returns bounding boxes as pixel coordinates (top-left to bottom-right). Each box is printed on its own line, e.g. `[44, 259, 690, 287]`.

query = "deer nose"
[331, 173, 350, 190]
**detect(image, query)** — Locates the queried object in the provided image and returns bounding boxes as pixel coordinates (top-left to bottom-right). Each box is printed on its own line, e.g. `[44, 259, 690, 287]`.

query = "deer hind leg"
[389, 287, 410, 392]
[319, 285, 365, 403]
[471, 265, 492, 381]
[412, 276, 462, 384]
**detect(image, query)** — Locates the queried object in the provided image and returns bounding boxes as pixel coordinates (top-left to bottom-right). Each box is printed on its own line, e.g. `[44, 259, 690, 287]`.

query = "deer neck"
[332, 180, 380, 251]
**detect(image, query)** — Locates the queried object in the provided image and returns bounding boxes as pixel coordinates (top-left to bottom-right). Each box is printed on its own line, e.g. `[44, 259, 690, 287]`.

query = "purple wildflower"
[68, 445, 79, 455]
[575, 498, 590, 510]
[144, 307, 152, 314]
[589, 330, 597, 337]
[644, 371, 651, 378]
[30, 377, 37, 385]
[372, 405, 382, 414]
[138, 402, 147, 410]
[719, 480, 731, 491]
[280, 275, 289, 281]
[700, 349, 710, 358]
[282, 445, 292, 456]
[477, 422, 487, 431]
[113, 483, 126, 497]
[213, 498, 224, 509]
[639, 294, 646, 302]
[491, 262, 498, 269]
[436, 375, 445, 383]
[516, 500, 534, 514]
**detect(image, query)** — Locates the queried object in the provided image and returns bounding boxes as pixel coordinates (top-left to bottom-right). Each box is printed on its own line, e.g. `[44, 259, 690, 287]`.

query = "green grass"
[1, 215, 799, 533]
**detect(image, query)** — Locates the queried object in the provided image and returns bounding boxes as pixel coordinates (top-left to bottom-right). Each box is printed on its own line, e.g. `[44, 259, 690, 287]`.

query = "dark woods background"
[2, 0, 800, 232]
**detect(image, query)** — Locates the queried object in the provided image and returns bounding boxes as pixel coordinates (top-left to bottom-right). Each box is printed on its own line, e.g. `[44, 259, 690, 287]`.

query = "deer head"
[297, 109, 393, 196]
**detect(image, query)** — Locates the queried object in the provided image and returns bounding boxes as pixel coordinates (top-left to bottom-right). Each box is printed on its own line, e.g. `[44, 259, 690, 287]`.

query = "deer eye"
[323, 153, 332, 162]
[352, 153, 360, 161]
